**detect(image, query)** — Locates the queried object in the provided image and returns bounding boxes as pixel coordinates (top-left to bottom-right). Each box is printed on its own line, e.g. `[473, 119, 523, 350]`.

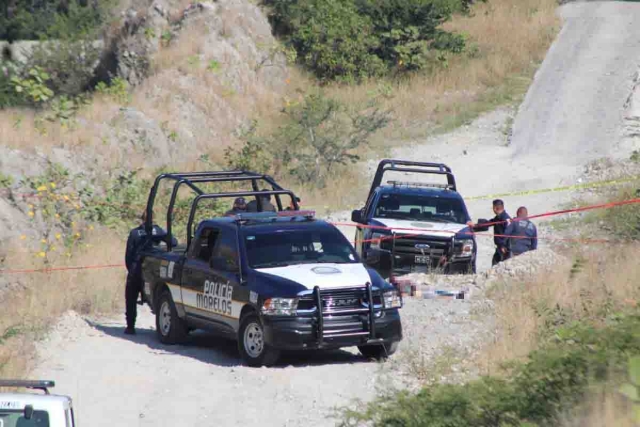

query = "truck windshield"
[0, 410, 50, 427]
[244, 228, 358, 268]
[374, 193, 468, 224]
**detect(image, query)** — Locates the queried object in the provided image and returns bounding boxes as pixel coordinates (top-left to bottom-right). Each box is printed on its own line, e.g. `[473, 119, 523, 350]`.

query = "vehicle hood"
[372, 218, 468, 237]
[254, 263, 371, 290]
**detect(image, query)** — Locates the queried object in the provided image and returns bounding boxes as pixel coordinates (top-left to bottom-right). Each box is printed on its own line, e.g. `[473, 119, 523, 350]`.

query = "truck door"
[181, 227, 221, 325]
[181, 227, 242, 333]
[207, 227, 243, 332]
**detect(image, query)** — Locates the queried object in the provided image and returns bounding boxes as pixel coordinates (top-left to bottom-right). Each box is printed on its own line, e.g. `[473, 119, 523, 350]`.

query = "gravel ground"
[30, 2, 640, 426]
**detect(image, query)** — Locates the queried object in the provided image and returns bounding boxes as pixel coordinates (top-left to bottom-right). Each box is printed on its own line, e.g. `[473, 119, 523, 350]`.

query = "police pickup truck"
[352, 159, 477, 278]
[139, 171, 403, 367]
[0, 380, 76, 427]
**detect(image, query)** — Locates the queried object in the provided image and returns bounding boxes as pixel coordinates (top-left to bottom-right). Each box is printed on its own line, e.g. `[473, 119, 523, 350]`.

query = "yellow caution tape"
[465, 175, 640, 201]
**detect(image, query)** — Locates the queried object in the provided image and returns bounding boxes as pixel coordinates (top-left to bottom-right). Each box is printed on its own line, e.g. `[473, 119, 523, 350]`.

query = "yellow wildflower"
[28, 204, 34, 209]
[38, 251, 46, 258]
[75, 233, 81, 238]
[50, 182, 56, 189]
[55, 233, 61, 240]
[36, 185, 47, 192]
[28, 211, 34, 217]
[55, 213, 60, 219]
[89, 225, 94, 231]
[51, 246, 57, 251]
[20, 234, 27, 240]
[41, 239, 47, 244]
[63, 195, 70, 201]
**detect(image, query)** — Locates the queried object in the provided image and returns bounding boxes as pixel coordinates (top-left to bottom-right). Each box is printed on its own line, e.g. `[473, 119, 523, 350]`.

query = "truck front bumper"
[365, 248, 475, 276]
[262, 310, 402, 351]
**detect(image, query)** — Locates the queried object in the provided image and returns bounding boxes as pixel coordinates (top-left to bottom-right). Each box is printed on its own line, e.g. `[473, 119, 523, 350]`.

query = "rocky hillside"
[0, 0, 291, 243]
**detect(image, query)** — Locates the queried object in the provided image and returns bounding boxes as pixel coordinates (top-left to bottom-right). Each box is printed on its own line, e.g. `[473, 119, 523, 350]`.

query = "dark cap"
[234, 197, 247, 205]
[492, 199, 504, 207]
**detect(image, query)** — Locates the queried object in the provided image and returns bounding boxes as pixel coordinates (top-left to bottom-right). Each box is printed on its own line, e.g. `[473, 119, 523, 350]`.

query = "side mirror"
[351, 209, 363, 223]
[24, 404, 34, 420]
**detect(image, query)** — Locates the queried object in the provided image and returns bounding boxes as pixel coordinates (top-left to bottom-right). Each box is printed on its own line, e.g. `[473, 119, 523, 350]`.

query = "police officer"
[246, 189, 276, 212]
[124, 211, 175, 335]
[225, 197, 247, 216]
[467, 199, 512, 266]
[285, 197, 301, 211]
[504, 206, 538, 256]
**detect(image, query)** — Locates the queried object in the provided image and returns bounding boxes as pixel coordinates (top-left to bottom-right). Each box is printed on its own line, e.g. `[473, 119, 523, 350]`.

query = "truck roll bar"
[367, 159, 457, 200]
[186, 190, 299, 248]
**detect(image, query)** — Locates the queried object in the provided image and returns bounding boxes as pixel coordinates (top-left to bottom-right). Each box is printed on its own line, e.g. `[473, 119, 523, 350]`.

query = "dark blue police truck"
[351, 160, 477, 279]
[139, 171, 403, 367]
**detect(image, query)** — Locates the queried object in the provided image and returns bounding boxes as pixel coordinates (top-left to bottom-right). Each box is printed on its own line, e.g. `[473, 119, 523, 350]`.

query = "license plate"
[415, 255, 429, 264]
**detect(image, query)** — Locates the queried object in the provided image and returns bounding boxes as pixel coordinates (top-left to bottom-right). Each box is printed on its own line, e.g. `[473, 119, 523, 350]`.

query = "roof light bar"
[277, 210, 315, 218]
[0, 380, 55, 394]
[387, 180, 453, 189]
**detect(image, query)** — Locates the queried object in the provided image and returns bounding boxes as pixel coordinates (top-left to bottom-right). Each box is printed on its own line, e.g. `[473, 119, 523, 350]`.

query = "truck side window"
[193, 228, 220, 262]
[212, 229, 239, 272]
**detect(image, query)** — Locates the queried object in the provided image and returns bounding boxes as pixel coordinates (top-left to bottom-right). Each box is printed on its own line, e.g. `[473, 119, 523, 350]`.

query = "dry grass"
[561, 388, 639, 427]
[0, 231, 125, 378]
[478, 245, 640, 375]
[325, 0, 560, 142]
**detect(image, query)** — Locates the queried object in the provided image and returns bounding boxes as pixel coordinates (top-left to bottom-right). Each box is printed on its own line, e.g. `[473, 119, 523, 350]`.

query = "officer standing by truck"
[504, 206, 538, 256]
[467, 199, 512, 266]
[124, 211, 175, 335]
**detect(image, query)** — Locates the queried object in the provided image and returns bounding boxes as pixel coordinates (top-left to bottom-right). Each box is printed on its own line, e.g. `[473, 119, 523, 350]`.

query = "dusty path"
[31, 2, 640, 426]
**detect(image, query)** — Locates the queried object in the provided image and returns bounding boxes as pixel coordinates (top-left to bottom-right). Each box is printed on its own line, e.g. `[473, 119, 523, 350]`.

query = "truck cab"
[0, 380, 75, 427]
[139, 171, 403, 367]
[352, 159, 477, 278]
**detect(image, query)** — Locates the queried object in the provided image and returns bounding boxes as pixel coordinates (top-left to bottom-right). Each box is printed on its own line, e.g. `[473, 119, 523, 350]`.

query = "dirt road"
[31, 2, 640, 426]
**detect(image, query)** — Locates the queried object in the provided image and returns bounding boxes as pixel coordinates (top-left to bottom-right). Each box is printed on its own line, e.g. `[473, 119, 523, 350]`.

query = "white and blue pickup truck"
[138, 171, 404, 367]
[0, 380, 76, 427]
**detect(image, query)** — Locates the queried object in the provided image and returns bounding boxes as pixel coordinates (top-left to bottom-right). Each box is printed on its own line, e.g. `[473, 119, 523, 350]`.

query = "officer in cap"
[124, 210, 175, 335]
[467, 199, 512, 266]
[225, 197, 248, 216]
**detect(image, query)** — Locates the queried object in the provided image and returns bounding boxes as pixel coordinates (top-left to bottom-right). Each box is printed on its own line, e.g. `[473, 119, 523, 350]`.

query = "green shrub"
[95, 77, 131, 105]
[340, 312, 640, 427]
[0, 172, 14, 189]
[265, 0, 471, 80]
[225, 91, 391, 186]
[0, 64, 24, 108]
[0, 0, 113, 41]
[10, 66, 55, 105]
[24, 40, 101, 97]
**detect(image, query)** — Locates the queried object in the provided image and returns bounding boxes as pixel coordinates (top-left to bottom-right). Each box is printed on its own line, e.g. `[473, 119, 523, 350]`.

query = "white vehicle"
[0, 380, 75, 427]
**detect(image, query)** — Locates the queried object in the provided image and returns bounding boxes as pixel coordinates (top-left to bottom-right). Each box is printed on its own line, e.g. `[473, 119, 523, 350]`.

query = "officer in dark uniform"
[246, 189, 277, 212]
[467, 199, 512, 266]
[124, 211, 175, 335]
[504, 206, 538, 256]
[225, 197, 247, 216]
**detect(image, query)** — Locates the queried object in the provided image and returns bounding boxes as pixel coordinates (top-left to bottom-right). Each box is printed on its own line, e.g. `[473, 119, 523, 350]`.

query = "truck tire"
[238, 313, 280, 367]
[155, 289, 188, 345]
[358, 341, 399, 360]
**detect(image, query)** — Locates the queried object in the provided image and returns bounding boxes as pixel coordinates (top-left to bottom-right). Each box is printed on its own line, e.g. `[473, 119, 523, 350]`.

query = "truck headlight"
[383, 290, 402, 309]
[458, 239, 474, 257]
[262, 298, 298, 316]
[370, 232, 388, 250]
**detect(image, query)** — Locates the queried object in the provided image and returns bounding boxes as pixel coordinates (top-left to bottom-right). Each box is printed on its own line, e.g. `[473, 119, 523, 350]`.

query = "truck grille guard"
[308, 284, 386, 346]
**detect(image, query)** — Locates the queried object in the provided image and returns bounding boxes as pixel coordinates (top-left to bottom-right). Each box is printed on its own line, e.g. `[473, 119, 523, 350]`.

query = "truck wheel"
[238, 313, 280, 367]
[155, 289, 188, 345]
[358, 341, 399, 360]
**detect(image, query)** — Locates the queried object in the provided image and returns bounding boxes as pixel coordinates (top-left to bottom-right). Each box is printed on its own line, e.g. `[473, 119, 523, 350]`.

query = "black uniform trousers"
[125, 269, 143, 328]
